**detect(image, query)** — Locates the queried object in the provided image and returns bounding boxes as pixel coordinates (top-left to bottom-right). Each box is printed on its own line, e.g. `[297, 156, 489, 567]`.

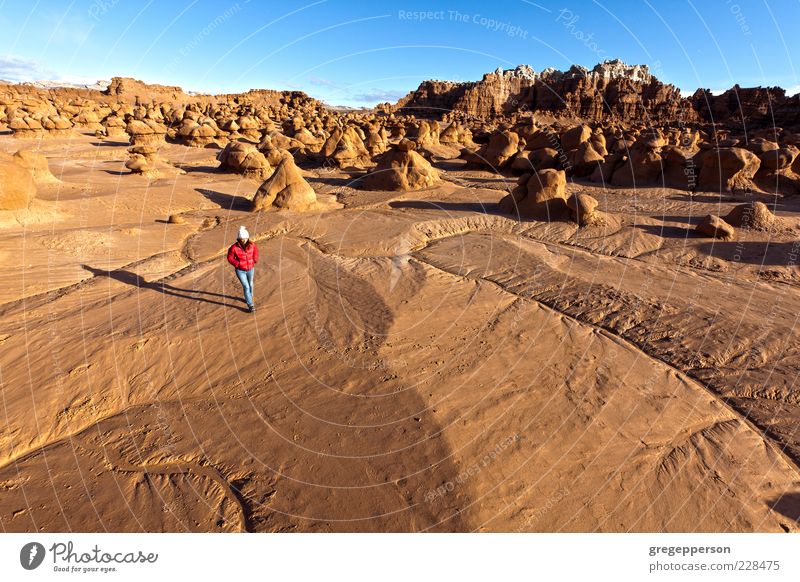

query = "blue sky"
[1, 0, 798, 106]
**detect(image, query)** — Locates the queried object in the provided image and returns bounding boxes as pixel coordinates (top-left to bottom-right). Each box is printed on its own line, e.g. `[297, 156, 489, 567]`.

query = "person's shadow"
[81, 265, 249, 312]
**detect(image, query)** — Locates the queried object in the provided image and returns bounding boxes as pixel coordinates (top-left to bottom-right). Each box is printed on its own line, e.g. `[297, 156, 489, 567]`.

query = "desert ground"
[2, 126, 800, 532]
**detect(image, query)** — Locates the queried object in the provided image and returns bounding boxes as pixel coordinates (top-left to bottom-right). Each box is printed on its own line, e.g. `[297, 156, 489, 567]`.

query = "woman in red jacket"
[227, 226, 259, 312]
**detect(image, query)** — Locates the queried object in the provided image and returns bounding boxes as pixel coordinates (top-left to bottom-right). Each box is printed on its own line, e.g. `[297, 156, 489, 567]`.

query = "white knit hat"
[238, 225, 250, 240]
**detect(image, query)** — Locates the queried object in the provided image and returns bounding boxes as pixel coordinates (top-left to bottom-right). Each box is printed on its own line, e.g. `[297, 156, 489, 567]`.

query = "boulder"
[359, 139, 440, 191]
[566, 193, 600, 225]
[9, 116, 45, 138]
[696, 147, 760, 192]
[568, 141, 605, 177]
[217, 142, 272, 180]
[125, 153, 158, 177]
[499, 168, 568, 219]
[661, 146, 698, 190]
[126, 119, 167, 146]
[560, 125, 592, 151]
[252, 154, 317, 212]
[610, 141, 663, 186]
[462, 130, 520, 169]
[696, 214, 735, 239]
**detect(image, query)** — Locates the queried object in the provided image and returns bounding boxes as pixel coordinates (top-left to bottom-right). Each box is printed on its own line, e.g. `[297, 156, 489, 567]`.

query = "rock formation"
[499, 168, 568, 219]
[217, 142, 272, 180]
[462, 129, 520, 169]
[0, 152, 35, 210]
[359, 139, 440, 191]
[252, 153, 317, 212]
[696, 214, 735, 239]
[724, 201, 776, 231]
[396, 60, 694, 124]
[566, 192, 601, 226]
[696, 147, 760, 192]
[13, 150, 58, 184]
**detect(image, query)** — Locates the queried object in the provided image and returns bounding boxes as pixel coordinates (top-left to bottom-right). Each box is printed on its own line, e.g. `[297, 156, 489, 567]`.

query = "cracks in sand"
[656, 419, 741, 480]
[1, 407, 252, 532]
[409, 251, 800, 478]
[101, 450, 250, 532]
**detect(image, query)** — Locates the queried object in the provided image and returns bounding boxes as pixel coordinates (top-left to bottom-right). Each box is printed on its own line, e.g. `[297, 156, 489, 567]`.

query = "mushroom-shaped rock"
[73, 110, 103, 130]
[217, 142, 272, 180]
[41, 115, 73, 135]
[610, 140, 663, 186]
[236, 116, 263, 141]
[511, 147, 560, 173]
[568, 141, 605, 177]
[102, 114, 127, 138]
[125, 153, 158, 177]
[696, 215, 735, 239]
[499, 168, 568, 219]
[589, 153, 625, 184]
[0, 152, 36, 210]
[697, 147, 760, 192]
[405, 120, 440, 148]
[293, 127, 325, 153]
[257, 135, 293, 166]
[177, 118, 222, 148]
[359, 139, 440, 191]
[365, 126, 389, 157]
[661, 146, 697, 190]
[440, 122, 475, 147]
[560, 125, 592, 151]
[326, 126, 371, 168]
[252, 154, 317, 212]
[462, 130, 520, 169]
[9, 116, 45, 138]
[126, 119, 167, 146]
[757, 146, 798, 171]
[566, 193, 600, 226]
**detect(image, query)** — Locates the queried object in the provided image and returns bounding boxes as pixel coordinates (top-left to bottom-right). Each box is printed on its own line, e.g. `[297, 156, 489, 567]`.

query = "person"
[227, 226, 259, 312]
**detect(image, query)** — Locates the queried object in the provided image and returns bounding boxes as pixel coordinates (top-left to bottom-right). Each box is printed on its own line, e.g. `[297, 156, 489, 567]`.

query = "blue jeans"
[235, 268, 254, 307]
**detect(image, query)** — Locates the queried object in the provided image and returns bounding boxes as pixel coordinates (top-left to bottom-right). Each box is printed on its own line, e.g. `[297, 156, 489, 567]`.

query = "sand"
[1, 131, 800, 532]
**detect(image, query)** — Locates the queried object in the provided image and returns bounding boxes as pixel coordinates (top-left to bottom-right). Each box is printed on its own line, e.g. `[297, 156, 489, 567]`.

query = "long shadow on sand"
[695, 240, 800, 266]
[770, 492, 800, 525]
[634, 223, 696, 239]
[306, 172, 366, 189]
[180, 164, 221, 174]
[91, 140, 130, 147]
[196, 188, 251, 211]
[82, 264, 249, 312]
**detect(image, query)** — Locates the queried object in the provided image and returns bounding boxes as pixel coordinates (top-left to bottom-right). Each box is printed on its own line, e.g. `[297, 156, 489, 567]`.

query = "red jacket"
[227, 241, 259, 270]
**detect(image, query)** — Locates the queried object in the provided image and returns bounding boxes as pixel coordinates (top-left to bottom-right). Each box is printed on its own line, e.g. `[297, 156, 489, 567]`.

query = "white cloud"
[0, 55, 53, 82]
[349, 89, 407, 104]
[785, 84, 800, 97]
[308, 76, 339, 88]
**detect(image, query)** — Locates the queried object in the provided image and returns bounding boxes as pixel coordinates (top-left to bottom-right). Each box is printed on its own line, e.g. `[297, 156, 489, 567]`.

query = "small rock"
[696, 215, 735, 239]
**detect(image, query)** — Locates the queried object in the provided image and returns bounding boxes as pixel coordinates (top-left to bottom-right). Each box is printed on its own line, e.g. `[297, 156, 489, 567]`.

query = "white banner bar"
[1, 533, 797, 581]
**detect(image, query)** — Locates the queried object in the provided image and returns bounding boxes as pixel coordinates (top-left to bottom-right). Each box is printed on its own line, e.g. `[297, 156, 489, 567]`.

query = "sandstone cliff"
[395, 60, 691, 123]
[395, 59, 797, 130]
